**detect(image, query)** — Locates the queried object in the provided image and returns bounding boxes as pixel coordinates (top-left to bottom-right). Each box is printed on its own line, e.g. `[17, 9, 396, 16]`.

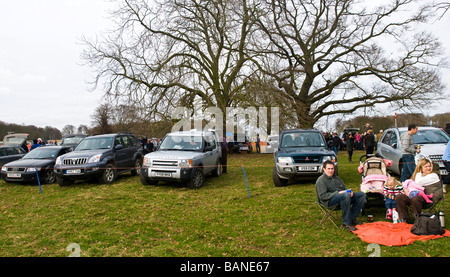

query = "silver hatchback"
[376, 126, 450, 177]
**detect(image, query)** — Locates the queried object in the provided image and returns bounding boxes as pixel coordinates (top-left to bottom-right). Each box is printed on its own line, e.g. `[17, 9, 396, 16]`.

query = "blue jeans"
[400, 154, 416, 182]
[328, 191, 366, 225]
[385, 198, 397, 209]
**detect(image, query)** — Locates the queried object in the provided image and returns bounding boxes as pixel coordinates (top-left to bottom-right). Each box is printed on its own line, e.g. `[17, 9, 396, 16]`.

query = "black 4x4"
[273, 129, 338, 186]
[54, 133, 143, 186]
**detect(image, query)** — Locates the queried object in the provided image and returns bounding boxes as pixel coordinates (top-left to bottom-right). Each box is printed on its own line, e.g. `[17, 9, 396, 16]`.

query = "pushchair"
[358, 154, 392, 213]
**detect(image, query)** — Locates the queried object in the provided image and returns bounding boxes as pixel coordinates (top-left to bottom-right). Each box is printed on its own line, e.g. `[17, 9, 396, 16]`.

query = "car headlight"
[88, 154, 102, 163]
[179, 159, 193, 168]
[27, 168, 41, 172]
[1, 167, 7, 172]
[55, 157, 61, 165]
[323, 155, 337, 163]
[277, 157, 293, 164]
[143, 157, 151, 167]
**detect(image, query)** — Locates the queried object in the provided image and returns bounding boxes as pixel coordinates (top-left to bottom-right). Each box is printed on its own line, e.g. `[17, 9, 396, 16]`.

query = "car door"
[4, 147, 26, 164]
[114, 136, 128, 171]
[377, 131, 391, 159]
[203, 135, 217, 173]
[379, 131, 396, 159]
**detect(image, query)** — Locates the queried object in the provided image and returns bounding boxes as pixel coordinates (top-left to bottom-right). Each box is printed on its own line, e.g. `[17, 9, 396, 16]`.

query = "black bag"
[411, 212, 445, 236]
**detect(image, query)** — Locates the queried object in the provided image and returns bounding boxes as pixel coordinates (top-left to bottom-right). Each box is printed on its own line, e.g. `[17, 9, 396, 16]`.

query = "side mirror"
[115, 144, 124, 150]
[391, 143, 397, 149]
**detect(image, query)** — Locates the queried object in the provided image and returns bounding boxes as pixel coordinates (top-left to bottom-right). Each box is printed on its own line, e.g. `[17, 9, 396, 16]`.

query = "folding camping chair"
[315, 200, 340, 228]
[315, 186, 340, 228]
[423, 179, 445, 214]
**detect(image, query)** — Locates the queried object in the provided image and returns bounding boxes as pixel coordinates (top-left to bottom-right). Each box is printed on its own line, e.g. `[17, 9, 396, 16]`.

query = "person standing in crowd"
[443, 140, 450, 193]
[354, 132, 361, 150]
[375, 129, 383, 151]
[332, 132, 341, 154]
[346, 133, 355, 162]
[256, 134, 261, 153]
[30, 139, 42, 151]
[400, 124, 420, 182]
[444, 122, 450, 136]
[364, 129, 375, 155]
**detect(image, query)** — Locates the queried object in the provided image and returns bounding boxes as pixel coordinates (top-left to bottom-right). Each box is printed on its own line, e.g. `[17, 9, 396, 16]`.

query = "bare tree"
[254, 0, 447, 128]
[91, 103, 114, 134]
[82, 0, 259, 123]
[62, 125, 76, 136]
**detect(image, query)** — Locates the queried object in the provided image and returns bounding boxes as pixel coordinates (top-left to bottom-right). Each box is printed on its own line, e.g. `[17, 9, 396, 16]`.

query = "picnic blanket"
[352, 221, 450, 246]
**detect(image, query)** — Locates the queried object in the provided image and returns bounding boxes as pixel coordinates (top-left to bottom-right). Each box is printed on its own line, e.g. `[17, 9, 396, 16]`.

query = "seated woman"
[395, 158, 441, 223]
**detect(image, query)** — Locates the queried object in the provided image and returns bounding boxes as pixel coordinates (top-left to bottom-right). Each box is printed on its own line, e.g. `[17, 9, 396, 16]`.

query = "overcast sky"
[1, 0, 450, 132]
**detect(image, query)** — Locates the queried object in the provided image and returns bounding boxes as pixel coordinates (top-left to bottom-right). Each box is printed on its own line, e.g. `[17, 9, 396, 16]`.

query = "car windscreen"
[159, 135, 203, 151]
[280, 132, 326, 148]
[399, 129, 450, 144]
[62, 136, 85, 145]
[75, 137, 114, 151]
[24, 148, 60, 159]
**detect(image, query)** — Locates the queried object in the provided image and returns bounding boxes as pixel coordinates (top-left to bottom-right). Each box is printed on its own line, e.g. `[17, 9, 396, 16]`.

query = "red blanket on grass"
[352, 221, 450, 246]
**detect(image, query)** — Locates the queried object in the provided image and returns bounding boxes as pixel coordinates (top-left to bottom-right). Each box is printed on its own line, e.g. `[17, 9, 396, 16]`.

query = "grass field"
[0, 150, 448, 257]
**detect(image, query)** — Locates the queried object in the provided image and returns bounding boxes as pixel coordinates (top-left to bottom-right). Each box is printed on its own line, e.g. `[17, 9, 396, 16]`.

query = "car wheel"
[57, 176, 74, 187]
[187, 167, 204, 189]
[272, 166, 288, 187]
[43, 170, 56, 184]
[131, 159, 142, 176]
[99, 163, 116, 184]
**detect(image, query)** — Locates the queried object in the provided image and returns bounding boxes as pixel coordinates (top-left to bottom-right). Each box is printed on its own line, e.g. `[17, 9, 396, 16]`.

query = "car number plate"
[297, 166, 317, 171]
[66, 169, 81, 174]
[155, 172, 171, 177]
[7, 173, 21, 178]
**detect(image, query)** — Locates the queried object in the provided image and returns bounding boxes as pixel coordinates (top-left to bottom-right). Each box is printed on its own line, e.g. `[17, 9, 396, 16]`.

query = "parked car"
[2, 133, 29, 153]
[60, 133, 88, 150]
[265, 135, 279, 153]
[0, 145, 27, 170]
[140, 130, 222, 188]
[53, 133, 143, 186]
[1, 146, 71, 184]
[339, 128, 360, 150]
[230, 133, 253, 153]
[376, 126, 450, 177]
[272, 129, 338, 186]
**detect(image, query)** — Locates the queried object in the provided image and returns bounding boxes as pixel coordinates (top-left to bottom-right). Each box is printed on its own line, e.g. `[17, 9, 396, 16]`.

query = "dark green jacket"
[315, 173, 346, 207]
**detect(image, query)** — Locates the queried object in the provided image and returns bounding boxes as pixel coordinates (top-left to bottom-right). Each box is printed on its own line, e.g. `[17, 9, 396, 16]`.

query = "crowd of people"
[317, 122, 450, 231]
[323, 123, 383, 162]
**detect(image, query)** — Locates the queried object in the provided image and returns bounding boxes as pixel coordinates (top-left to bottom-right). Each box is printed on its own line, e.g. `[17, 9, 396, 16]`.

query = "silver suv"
[376, 126, 450, 177]
[140, 130, 222, 188]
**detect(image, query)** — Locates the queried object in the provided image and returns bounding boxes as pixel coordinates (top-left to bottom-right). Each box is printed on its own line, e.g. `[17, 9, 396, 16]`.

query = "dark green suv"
[272, 129, 338, 186]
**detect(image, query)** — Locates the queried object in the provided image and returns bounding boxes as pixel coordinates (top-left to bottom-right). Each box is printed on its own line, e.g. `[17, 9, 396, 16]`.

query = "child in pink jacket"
[402, 179, 434, 204]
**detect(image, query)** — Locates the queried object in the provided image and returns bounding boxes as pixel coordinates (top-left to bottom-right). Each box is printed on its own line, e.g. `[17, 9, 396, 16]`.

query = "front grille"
[63, 158, 88, 165]
[428, 155, 443, 162]
[152, 160, 178, 167]
[6, 167, 25, 172]
[292, 155, 321, 163]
